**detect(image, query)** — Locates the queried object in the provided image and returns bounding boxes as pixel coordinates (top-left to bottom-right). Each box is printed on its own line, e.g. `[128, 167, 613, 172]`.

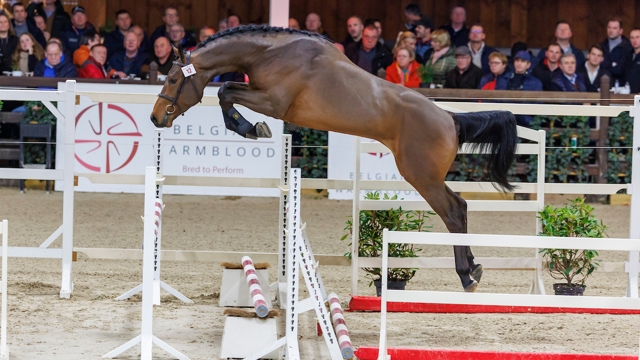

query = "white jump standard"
[115, 129, 192, 305]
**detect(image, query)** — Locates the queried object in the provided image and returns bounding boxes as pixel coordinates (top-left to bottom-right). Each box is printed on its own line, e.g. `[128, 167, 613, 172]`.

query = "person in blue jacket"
[550, 54, 587, 92]
[34, 40, 77, 77]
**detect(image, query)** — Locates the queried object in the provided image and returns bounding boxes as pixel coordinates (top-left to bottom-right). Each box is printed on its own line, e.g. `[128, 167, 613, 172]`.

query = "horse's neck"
[196, 38, 264, 76]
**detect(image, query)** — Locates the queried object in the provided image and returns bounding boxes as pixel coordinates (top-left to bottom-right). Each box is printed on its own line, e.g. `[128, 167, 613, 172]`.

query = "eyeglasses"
[470, 30, 483, 34]
[489, 61, 504, 65]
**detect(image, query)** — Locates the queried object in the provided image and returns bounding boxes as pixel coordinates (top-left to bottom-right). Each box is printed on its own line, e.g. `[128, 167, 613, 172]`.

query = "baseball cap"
[72, 6, 85, 15]
[454, 46, 472, 57]
[414, 17, 434, 31]
[514, 50, 531, 62]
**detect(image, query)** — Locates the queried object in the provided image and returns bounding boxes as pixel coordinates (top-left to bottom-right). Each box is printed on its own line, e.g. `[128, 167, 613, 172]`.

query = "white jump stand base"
[220, 317, 279, 359]
[116, 280, 193, 305]
[219, 268, 272, 307]
[103, 334, 189, 360]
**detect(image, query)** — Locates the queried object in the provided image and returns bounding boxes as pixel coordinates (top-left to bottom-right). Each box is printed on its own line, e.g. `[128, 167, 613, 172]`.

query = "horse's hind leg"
[218, 81, 272, 139]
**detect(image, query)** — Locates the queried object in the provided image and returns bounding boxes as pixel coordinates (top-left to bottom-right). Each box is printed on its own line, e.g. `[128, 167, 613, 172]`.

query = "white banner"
[327, 132, 424, 200]
[55, 83, 284, 196]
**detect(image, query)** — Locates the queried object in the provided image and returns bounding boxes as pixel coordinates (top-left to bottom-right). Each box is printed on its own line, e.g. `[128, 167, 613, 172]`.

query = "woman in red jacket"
[385, 46, 420, 88]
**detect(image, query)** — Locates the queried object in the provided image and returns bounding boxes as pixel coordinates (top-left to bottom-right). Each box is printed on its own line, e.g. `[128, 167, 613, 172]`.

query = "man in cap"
[502, 50, 542, 126]
[60, 5, 95, 54]
[444, 46, 483, 89]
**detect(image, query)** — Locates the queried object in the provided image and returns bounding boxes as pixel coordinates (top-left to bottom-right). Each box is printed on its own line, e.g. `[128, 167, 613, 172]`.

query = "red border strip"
[355, 347, 638, 360]
[348, 296, 640, 314]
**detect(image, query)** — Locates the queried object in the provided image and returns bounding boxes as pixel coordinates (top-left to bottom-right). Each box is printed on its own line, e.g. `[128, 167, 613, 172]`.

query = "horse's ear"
[172, 44, 182, 60]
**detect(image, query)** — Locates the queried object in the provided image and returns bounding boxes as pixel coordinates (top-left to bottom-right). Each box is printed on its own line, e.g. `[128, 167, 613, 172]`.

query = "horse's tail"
[452, 110, 517, 192]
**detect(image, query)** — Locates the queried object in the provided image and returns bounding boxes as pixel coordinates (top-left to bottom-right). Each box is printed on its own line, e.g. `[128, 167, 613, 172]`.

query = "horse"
[150, 25, 518, 292]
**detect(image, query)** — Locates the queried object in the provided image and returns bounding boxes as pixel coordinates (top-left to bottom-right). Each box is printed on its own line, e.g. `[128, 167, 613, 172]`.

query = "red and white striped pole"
[328, 293, 353, 359]
[153, 200, 163, 236]
[241, 256, 269, 318]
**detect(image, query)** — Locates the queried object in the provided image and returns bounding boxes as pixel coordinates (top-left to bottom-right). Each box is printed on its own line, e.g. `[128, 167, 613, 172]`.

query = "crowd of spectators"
[0, 0, 638, 99]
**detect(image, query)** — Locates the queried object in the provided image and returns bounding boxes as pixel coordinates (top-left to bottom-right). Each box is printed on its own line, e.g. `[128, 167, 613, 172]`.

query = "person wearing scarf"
[424, 29, 456, 86]
[385, 46, 420, 88]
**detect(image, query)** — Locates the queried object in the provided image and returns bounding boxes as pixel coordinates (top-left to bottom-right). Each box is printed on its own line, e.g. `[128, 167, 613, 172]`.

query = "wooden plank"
[495, 0, 511, 47]
[526, 0, 558, 49]
[509, 0, 527, 45]
[557, 0, 588, 50]
[289, 0, 307, 29]
[322, 0, 339, 43]
[479, 0, 497, 46]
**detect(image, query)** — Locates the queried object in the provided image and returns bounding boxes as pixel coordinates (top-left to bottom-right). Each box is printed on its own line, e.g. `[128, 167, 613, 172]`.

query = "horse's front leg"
[218, 81, 272, 139]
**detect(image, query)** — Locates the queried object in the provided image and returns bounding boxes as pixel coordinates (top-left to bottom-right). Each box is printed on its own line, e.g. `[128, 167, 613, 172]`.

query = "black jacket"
[444, 64, 484, 89]
[26, 0, 71, 39]
[104, 27, 152, 58]
[108, 50, 149, 77]
[0, 35, 18, 73]
[344, 41, 392, 76]
[440, 23, 469, 48]
[623, 51, 640, 93]
[576, 63, 611, 92]
[536, 44, 586, 72]
[12, 18, 46, 47]
[531, 61, 562, 91]
[60, 23, 96, 54]
[150, 25, 168, 46]
[601, 37, 633, 83]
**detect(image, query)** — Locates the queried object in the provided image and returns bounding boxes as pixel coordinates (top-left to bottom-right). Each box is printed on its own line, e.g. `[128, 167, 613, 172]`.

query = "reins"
[157, 51, 200, 117]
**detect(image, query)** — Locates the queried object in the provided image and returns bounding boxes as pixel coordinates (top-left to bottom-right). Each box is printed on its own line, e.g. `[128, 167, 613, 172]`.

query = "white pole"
[1, 220, 8, 358]
[628, 95, 640, 298]
[60, 80, 76, 298]
[351, 137, 361, 295]
[378, 228, 389, 360]
[153, 129, 164, 305]
[277, 134, 291, 308]
[141, 166, 157, 359]
[269, 0, 289, 27]
[534, 130, 546, 295]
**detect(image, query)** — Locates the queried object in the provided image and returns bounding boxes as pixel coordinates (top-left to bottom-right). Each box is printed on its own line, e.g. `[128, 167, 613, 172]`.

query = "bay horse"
[150, 25, 518, 292]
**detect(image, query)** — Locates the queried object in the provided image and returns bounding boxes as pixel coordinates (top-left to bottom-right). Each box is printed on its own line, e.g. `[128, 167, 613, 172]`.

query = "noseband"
[157, 51, 200, 118]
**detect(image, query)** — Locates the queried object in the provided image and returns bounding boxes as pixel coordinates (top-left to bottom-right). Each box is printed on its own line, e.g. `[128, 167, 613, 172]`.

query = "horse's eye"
[169, 78, 177, 84]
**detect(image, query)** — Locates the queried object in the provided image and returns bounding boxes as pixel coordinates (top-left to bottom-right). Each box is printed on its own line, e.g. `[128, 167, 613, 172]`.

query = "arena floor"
[0, 187, 638, 359]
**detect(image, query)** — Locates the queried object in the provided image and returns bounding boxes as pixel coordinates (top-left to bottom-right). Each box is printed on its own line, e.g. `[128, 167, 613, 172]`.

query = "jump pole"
[115, 129, 192, 304]
[103, 166, 190, 360]
[241, 256, 269, 317]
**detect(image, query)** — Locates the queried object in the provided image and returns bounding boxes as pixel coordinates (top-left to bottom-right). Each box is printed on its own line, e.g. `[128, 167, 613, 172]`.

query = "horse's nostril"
[150, 114, 157, 124]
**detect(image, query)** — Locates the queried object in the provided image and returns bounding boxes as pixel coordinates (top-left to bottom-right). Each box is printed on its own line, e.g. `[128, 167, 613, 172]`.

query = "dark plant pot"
[373, 279, 407, 297]
[553, 283, 586, 296]
[419, 83, 431, 88]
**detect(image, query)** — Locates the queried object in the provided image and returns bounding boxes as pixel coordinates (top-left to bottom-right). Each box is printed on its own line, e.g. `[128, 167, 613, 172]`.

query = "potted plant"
[341, 191, 434, 296]
[417, 63, 434, 88]
[538, 198, 607, 296]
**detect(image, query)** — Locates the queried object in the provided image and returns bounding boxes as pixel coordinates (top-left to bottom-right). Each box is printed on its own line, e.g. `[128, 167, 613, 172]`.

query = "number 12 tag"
[182, 64, 196, 77]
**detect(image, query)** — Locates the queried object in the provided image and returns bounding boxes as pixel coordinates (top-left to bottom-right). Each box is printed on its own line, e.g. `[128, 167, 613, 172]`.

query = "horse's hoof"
[255, 122, 272, 138]
[464, 280, 478, 293]
[245, 133, 258, 140]
[470, 264, 483, 283]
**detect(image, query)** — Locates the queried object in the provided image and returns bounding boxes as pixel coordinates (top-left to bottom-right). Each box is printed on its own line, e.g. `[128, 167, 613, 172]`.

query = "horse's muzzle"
[150, 114, 166, 128]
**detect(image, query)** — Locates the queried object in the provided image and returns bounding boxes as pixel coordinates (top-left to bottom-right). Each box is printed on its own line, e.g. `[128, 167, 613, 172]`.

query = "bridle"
[157, 51, 201, 120]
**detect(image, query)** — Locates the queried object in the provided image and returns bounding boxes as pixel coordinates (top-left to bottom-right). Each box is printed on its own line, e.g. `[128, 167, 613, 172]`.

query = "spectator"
[444, 46, 483, 89]
[227, 15, 241, 29]
[623, 28, 640, 93]
[11, 32, 44, 74]
[0, 13, 18, 73]
[342, 16, 362, 48]
[78, 44, 108, 79]
[288, 18, 299, 30]
[151, 6, 179, 44]
[108, 31, 148, 79]
[414, 17, 434, 64]
[404, 3, 423, 33]
[11, 2, 46, 47]
[199, 26, 215, 43]
[577, 44, 610, 92]
[305, 13, 330, 39]
[129, 25, 151, 55]
[364, 18, 385, 48]
[505, 51, 542, 91]
[169, 23, 196, 50]
[144, 36, 173, 75]
[385, 46, 420, 88]
[467, 23, 497, 74]
[72, 29, 98, 70]
[34, 40, 76, 77]
[26, 0, 71, 39]
[440, 5, 469, 48]
[344, 24, 392, 76]
[535, 21, 585, 69]
[104, 9, 145, 58]
[550, 54, 587, 92]
[424, 29, 456, 87]
[479, 52, 510, 90]
[33, 14, 50, 41]
[532, 43, 563, 90]
[60, 6, 95, 54]
[601, 18, 632, 84]
[509, 41, 537, 70]
[392, 31, 420, 62]
[218, 18, 228, 32]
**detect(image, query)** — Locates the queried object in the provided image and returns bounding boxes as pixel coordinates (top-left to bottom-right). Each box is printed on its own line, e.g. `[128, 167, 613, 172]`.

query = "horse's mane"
[196, 24, 332, 49]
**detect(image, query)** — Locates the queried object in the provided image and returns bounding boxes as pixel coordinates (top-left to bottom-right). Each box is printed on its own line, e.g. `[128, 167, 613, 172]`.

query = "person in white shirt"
[577, 44, 610, 92]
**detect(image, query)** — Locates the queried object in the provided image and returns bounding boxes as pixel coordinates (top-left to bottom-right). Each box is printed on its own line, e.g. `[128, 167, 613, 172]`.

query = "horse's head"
[151, 45, 206, 128]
